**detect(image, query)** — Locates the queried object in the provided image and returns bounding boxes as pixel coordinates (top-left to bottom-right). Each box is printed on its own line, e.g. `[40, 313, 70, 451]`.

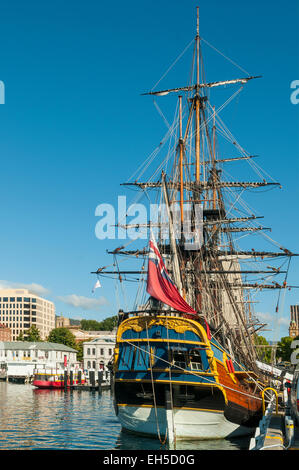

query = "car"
[290, 367, 299, 425]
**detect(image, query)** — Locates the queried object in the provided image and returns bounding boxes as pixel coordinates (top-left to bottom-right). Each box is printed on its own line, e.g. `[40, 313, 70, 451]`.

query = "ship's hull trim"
[117, 404, 254, 440]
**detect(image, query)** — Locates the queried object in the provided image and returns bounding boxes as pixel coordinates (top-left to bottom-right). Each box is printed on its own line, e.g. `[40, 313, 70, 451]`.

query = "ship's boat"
[92, 7, 296, 444]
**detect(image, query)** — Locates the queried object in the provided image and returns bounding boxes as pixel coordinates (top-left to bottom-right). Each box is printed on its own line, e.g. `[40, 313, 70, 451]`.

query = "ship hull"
[117, 404, 254, 440]
[114, 315, 263, 442]
[33, 379, 85, 389]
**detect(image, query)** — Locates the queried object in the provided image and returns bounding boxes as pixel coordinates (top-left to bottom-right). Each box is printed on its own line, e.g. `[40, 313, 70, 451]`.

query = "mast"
[179, 95, 184, 225]
[195, 6, 201, 183]
[161, 172, 183, 295]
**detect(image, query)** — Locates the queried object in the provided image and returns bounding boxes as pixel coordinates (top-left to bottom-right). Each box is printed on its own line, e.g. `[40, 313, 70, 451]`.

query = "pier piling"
[98, 370, 103, 393]
[64, 370, 68, 391]
[89, 370, 95, 389]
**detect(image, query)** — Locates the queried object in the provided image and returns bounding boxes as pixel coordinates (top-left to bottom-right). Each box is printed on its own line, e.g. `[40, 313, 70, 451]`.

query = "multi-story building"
[0, 289, 55, 340]
[83, 332, 116, 371]
[289, 305, 299, 338]
[0, 323, 11, 341]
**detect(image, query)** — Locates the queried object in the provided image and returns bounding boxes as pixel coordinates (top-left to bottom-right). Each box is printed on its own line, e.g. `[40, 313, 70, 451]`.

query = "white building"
[0, 341, 77, 380]
[0, 289, 55, 340]
[83, 333, 115, 371]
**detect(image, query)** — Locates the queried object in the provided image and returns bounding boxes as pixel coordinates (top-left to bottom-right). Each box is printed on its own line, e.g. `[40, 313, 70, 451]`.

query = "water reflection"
[115, 430, 250, 451]
[0, 382, 250, 450]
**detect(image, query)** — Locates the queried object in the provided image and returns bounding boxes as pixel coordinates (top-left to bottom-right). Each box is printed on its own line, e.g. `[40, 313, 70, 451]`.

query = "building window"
[87, 361, 91, 369]
[100, 348, 104, 355]
[87, 348, 90, 355]
[92, 348, 95, 355]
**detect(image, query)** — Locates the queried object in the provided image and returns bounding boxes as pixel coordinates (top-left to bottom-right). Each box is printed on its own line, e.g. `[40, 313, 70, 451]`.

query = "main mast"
[195, 6, 201, 184]
[92, 7, 298, 371]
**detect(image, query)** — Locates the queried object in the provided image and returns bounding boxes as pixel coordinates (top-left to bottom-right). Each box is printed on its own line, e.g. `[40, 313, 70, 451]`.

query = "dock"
[249, 380, 299, 450]
[62, 368, 112, 392]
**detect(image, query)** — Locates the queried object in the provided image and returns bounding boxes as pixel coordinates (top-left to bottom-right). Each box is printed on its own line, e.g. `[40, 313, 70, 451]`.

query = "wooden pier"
[64, 369, 111, 392]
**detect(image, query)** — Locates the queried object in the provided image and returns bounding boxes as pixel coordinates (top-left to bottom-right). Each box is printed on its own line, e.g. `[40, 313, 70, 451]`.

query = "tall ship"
[92, 8, 296, 443]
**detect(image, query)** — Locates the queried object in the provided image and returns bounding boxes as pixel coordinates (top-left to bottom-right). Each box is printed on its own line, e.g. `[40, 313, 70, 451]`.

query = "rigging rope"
[151, 38, 194, 92]
[201, 37, 251, 77]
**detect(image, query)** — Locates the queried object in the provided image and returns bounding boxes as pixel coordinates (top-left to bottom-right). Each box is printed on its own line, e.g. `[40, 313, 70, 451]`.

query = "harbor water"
[0, 382, 251, 450]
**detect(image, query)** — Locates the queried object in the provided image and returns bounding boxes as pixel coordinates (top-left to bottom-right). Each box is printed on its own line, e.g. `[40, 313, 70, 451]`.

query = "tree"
[80, 316, 117, 331]
[25, 325, 42, 342]
[254, 335, 272, 364]
[100, 316, 117, 331]
[47, 328, 77, 349]
[16, 331, 25, 341]
[80, 319, 102, 331]
[276, 336, 298, 363]
[17, 325, 41, 342]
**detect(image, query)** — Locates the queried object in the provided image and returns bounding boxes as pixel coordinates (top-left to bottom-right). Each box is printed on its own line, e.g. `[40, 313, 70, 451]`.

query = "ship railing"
[126, 310, 192, 318]
[248, 387, 294, 450]
[249, 392, 278, 450]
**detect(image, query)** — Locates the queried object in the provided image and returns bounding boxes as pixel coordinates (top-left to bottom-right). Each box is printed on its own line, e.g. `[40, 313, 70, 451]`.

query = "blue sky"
[0, 0, 298, 341]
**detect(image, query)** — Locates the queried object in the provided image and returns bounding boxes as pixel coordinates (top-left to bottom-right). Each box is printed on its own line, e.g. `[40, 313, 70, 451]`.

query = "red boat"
[33, 370, 85, 389]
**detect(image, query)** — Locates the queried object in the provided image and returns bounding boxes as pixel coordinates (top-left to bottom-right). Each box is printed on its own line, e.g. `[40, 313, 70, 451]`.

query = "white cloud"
[0, 280, 50, 296]
[277, 317, 290, 326]
[57, 294, 108, 310]
[256, 312, 272, 323]
[256, 312, 289, 326]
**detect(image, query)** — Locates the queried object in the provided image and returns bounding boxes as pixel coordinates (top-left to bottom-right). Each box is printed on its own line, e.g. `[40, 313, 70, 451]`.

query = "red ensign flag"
[146, 236, 197, 315]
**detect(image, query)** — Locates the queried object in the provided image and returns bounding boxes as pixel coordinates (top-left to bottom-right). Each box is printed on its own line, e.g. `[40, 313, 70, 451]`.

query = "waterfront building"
[83, 333, 115, 371]
[0, 341, 78, 381]
[73, 329, 117, 343]
[289, 305, 299, 338]
[54, 322, 117, 344]
[0, 289, 55, 340]
[56, 315, 71, 328]
[0, 323, 11, 341]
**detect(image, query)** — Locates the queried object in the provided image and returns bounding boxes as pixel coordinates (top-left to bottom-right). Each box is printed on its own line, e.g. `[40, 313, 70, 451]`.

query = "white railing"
[249, 394, 277, 450]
